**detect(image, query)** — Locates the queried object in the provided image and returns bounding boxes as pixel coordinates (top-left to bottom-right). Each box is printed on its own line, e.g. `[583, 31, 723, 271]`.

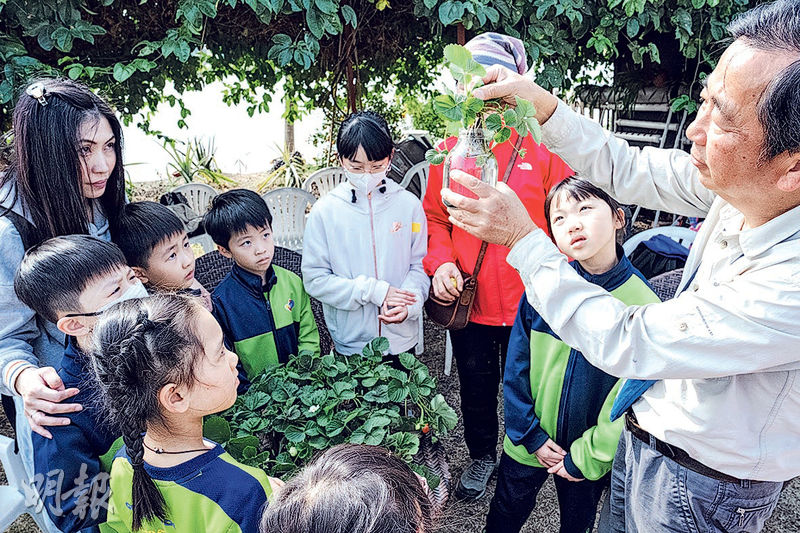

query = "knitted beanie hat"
[464, 32, 528, 75]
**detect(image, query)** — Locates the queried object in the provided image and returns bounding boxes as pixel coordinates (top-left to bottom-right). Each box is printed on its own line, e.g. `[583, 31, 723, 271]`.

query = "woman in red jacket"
[423, 32, 573, 501]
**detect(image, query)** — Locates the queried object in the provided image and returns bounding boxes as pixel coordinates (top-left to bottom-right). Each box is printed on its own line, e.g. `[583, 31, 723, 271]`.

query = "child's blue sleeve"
[503, 296, 550, 454]
[31, 387, 115, 531]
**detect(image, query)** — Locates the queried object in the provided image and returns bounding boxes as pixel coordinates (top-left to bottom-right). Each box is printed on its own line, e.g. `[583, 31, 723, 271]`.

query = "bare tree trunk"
[457, 22, 466, 45]
[346, 57, 357, 113]
[284, 111, 295, 154]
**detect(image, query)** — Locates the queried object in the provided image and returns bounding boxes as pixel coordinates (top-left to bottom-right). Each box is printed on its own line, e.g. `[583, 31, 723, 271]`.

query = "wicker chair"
[194, 247, 333, 355]
[648, 268, 684, 301]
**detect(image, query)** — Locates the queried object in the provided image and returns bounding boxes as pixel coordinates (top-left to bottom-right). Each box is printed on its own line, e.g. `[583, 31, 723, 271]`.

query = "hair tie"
[25, 82, 48, 106]
[140, 316, 159, 332]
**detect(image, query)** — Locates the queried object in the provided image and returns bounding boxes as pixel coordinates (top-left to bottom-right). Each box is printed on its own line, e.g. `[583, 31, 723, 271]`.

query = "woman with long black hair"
[0, 78, 126, 453]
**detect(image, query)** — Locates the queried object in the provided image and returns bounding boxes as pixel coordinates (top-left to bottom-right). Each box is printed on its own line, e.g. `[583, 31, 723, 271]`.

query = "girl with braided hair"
[89, 294, 280, 532]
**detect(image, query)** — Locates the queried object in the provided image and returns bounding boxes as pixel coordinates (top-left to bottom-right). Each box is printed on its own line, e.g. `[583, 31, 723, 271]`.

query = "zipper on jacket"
[367, 192, 381, 337]
[263, 286, 279, 356]
[556, 349, 578, 446]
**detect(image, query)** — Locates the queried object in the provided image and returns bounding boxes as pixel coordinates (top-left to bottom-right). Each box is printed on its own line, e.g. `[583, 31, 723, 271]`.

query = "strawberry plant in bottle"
[425, 45, 542, 205]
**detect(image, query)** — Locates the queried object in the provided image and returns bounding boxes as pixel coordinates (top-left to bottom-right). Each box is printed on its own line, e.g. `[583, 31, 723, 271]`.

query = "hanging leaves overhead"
[0, 0, 753, 130]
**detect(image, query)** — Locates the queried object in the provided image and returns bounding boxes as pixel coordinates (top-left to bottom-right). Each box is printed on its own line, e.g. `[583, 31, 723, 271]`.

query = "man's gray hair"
[728, 0, 800, 161]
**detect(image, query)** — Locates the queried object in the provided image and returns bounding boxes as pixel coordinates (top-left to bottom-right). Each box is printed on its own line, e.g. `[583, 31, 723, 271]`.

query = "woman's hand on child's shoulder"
[15, 366, 81, 439]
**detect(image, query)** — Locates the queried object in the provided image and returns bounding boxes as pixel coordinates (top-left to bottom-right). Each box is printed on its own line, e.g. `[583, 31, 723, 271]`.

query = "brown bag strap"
[471, 134, 525, 278]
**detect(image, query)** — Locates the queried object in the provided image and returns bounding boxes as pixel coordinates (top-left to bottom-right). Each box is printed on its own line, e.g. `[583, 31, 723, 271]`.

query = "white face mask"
[346, 167, 388, 193]
[95, 280, 149, 315]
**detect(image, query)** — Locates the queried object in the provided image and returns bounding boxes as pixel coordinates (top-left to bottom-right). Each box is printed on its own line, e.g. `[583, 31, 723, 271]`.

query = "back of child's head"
[14, 235, 127, 323]
[336, 111, 394, 162]
[112, 201, 185, 268]
[544, 176, 625, 237]
[90, 294, 205, 530]
[203, 189, 272, 249]
[260, 444, 433, 533]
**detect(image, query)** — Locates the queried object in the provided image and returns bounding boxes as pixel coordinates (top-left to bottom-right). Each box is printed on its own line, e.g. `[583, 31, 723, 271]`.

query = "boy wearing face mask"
[302, 111, 429, 358]
[14, 235, 148, 532]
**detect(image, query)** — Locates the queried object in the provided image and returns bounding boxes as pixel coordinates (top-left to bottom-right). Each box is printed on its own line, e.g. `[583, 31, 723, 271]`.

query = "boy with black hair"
[485, 177, 660, 533]
[203, 189, 320, 383]
[14, 235, 148, 532]
[112, 201, 211, 310]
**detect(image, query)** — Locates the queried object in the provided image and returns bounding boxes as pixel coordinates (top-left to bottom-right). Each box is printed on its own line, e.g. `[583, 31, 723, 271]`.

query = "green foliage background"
[1, 0, 756, 131]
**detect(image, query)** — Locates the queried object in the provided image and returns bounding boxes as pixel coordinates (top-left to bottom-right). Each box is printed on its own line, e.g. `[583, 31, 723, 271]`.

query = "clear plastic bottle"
[442, 128, 498, 207]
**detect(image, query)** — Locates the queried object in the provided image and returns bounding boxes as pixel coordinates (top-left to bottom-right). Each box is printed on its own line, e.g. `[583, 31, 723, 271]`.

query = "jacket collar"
[572, 244, 634, 291]
[0, 179, 30, 222]
[231, 263, 277, 295]
[330, 177, 403, 206]
[738, 202, 800, 259]
[61, 335, 91, 381]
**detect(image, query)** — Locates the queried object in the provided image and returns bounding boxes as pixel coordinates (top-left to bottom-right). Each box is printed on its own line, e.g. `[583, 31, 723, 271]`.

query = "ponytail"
[123, 423, 167, 530]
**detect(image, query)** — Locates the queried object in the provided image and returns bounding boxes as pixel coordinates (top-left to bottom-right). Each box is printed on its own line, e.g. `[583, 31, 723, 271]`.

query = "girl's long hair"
[90, 294, 204, 530]
[1, 78, 125, 244]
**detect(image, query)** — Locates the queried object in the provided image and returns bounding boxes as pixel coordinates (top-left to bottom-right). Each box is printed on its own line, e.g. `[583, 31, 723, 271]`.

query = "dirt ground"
[3, 318, 799, 532]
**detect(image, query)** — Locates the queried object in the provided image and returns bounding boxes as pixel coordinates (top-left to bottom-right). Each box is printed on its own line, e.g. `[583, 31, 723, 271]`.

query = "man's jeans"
[601, 428, 783, 533]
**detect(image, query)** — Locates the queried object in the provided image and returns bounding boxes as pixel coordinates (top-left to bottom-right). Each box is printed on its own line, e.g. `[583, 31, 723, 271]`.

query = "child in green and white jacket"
[485, 177, 660, 533]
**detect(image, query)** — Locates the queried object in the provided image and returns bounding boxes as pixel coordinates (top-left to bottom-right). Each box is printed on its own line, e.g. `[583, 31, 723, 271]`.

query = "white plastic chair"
[261, 188, 317, 252]
[623, 226, 697, 257]
[0, 435, 53, 531]
[399, 161, 430, 199]
[171, 183, 218, 215]
[302, 167, 347, 198]
[188, 233, 217, 255]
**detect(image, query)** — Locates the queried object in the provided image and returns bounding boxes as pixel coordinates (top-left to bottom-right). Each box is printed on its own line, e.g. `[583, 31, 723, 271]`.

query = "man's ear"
[56, 316, 92, 338]
[158, 383, 190, 415]
[776, 156, 800, 193]
[131, 266, 149, 285]
[217, 245, 233, 259]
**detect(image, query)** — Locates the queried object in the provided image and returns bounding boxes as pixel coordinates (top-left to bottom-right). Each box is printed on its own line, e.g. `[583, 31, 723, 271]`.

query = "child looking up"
[112, 201, 211, 310]
[90, 294, 280, 533]
[14, 235, 147, 531]
[203, 190, 319, 382]
[302, 111, 429, 357]
[485, 177, 660, 533]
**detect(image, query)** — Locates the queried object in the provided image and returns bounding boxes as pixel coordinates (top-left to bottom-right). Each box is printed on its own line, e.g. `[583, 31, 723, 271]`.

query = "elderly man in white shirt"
[441, 1, 800, 532]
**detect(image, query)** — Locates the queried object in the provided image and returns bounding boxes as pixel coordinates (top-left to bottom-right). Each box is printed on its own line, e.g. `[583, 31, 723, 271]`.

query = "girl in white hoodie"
[302, 111, 430, 356]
